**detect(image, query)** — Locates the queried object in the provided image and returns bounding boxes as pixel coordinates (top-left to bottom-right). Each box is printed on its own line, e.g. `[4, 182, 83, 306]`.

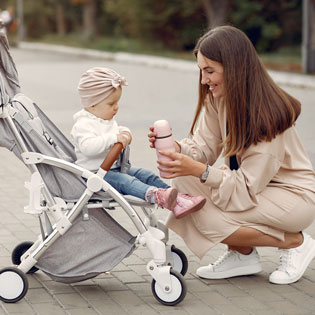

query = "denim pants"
[104, 167, 169, 200]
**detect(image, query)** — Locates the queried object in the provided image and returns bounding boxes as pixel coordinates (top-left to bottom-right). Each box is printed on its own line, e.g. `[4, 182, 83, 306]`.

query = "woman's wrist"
[194, 162, 208, 178]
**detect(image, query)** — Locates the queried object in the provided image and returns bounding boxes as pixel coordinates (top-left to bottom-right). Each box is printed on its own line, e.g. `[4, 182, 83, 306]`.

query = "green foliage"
[229, 0, 301, 52]
[8, 0, 302, 55]
[103, 0, 206, 50]
[39, 33, 194, 60]
[22, 1, 55, 38]
[1, 0, 15, 10]
[11, 0, 80, 38]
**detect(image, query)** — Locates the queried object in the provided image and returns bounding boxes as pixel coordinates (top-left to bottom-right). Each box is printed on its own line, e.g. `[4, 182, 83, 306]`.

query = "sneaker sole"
[175, 198, 207, 219]
[197, 263, 262, 279]
[167, 188, 178, 210]
[269, 240, 315, 285]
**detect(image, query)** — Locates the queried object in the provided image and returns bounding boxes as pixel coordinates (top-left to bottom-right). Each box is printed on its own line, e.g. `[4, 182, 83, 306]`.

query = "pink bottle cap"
[153, 120, 172, 138]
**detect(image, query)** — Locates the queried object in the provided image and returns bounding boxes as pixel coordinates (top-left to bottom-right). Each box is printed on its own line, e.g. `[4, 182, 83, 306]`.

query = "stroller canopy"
[0, 33, 95, 201]
[0, 31, 20, 104]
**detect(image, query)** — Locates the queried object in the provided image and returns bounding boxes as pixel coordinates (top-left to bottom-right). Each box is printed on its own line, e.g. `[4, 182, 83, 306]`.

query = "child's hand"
[117, 132, 131, 148]
[121, 131, 132, 144]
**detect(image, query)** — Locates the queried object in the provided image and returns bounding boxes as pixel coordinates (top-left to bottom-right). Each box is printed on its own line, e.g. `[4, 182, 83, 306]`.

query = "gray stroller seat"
[3, 91, 143, 283]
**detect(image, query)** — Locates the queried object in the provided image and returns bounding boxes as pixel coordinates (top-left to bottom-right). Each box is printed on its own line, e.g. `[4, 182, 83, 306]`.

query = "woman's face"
[197, 51, 225, 99]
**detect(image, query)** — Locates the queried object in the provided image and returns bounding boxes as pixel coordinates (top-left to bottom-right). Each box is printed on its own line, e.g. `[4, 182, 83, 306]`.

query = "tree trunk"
[201, 0, 228, 29]
[56, 3, 66, 35]
[302, 0, 315, 73]
[83, 0, 97, 39]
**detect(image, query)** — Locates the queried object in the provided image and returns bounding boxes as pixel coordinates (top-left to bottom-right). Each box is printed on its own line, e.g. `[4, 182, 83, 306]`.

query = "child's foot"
[173, 193, 206, 219]
[154, 187, 178, 210]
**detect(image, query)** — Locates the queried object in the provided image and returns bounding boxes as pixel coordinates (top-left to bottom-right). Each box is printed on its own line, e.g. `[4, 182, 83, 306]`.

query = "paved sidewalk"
[1, 147, 315, 315]
[0, 44, 315, 315]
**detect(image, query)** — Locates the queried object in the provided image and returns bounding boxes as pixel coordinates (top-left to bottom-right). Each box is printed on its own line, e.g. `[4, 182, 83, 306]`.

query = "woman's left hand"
[157, 151, 206, 179]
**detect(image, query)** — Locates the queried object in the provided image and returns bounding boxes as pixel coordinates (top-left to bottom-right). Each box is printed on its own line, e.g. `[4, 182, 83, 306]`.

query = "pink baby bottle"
[153, 120, 176, 178]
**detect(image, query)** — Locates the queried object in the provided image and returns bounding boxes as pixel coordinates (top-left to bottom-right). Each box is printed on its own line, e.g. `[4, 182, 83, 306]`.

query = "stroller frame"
[0, 94, 188, 305]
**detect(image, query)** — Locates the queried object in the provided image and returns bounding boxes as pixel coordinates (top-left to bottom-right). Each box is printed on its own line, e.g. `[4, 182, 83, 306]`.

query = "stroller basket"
[0, 32, 188, 306]
[36, 208, 136, 284]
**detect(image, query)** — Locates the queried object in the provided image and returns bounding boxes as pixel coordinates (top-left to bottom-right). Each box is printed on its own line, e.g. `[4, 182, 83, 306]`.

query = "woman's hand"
[157, 150, 206, 179]
[148, 126, 157, 148]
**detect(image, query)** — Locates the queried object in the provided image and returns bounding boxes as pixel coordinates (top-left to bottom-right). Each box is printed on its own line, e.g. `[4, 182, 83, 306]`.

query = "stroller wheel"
[170, 246, 188, 276]
[11, 241, 39, 274]
[0, 267, 28, 303]
[151, 269, 187, 306]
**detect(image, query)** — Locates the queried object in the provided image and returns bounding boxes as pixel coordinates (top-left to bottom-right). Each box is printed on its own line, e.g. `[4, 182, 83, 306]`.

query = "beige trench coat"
[167, 100, 315, 259]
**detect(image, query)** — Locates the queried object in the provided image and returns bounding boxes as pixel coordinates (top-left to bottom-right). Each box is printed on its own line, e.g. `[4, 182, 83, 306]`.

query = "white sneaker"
[269, 232, 315, 285]
[196, 248, 262, 279]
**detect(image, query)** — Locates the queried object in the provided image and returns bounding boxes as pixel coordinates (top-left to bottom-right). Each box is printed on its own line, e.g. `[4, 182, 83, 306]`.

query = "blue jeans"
[104, 167, 169, 200]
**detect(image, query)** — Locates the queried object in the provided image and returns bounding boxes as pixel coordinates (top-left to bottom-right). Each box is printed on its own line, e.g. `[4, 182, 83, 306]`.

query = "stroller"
[0, 32, 188, 306]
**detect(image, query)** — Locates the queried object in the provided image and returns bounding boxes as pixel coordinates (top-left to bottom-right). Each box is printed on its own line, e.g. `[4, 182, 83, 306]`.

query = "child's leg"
[104, 169, 177, 210]
[128, 167, 169, 189]
[104, 169, 150, 200]
[126, 168, 206, 217]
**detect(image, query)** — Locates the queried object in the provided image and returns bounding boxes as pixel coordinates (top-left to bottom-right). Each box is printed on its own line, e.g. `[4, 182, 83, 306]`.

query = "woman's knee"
[191, 206, 229, 235]
[283, 232, 303, 249]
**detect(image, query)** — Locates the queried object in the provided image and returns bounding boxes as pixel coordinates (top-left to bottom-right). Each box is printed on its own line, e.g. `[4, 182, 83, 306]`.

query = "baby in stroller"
[71, 67, 206, 219]
[0, 31, 194, 305]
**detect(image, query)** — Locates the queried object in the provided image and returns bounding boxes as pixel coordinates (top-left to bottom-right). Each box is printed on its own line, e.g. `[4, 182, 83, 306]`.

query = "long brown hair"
[191, 25, 301, 157]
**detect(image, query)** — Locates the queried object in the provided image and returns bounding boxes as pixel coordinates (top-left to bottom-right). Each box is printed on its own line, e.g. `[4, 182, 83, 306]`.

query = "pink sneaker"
[154, 187, 178, 210]
[173, 193, 206, 219]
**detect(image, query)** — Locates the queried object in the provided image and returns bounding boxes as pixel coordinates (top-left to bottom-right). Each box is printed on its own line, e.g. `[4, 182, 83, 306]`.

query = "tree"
[302, 0, 315, 73]
[56, 0, 66, 35]
[104, 0, 205, 50]
[72, 0, 98, 39]
[201, 0, 229, 29]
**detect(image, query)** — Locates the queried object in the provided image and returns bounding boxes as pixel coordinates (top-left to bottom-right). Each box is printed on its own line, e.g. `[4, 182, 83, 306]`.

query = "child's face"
[87, 87, 122, 120]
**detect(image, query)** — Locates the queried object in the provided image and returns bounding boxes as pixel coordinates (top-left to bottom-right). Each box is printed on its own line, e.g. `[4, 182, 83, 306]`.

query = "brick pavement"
[0, 46, 315, 314]
[1, 140, 315, 315]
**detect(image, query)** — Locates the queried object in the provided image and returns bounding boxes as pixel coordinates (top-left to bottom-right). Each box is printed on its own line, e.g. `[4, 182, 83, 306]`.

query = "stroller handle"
[100, 142, 124, 171]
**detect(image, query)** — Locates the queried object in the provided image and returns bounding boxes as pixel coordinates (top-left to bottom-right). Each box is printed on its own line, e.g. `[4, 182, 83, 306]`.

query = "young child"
[71, 67, 206, 219]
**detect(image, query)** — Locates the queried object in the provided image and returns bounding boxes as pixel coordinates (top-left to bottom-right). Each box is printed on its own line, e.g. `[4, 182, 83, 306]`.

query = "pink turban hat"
[78, 67, 128, 107]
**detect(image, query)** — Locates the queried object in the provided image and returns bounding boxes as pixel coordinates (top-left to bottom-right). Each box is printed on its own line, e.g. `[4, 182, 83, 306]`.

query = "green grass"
[33, 34, 302, 72]
[37, 33, 195, 61]
[259, 46, 301, 72]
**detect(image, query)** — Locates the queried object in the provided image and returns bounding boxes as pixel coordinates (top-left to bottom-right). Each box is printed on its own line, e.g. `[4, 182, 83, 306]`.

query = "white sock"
[145, 187, 157, 204]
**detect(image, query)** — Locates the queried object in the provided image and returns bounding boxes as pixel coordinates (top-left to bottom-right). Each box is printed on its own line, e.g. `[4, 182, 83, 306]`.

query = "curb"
[19, 41, 315, 89]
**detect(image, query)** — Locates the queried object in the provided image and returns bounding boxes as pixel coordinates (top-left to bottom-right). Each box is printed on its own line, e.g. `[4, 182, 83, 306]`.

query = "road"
[0, 47, 314, 314]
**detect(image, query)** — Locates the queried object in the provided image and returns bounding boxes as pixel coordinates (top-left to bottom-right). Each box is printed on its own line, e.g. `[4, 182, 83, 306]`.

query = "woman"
[148, 25, 315, 284]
